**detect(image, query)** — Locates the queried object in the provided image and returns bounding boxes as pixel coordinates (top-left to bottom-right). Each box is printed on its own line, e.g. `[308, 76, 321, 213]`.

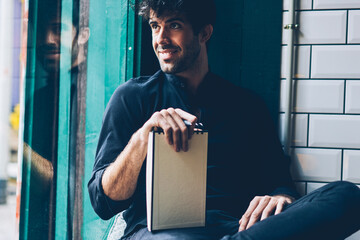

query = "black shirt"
[88, 70, 298, 238]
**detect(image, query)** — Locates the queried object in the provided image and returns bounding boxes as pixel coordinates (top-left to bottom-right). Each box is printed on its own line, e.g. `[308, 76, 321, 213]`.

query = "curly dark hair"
[137, 0, 216, 34]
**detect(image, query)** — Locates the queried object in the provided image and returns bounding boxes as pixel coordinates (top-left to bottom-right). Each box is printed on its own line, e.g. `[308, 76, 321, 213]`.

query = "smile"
[158, 49, 179, 60]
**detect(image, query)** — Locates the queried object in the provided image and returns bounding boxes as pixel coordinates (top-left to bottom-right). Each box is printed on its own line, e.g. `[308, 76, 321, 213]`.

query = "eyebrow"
[149, 17, 185, 25]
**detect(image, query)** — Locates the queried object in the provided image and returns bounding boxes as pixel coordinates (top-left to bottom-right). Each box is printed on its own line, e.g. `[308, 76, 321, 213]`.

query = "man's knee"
[327, 181, 359, 195]
[326, 181, 360, 210]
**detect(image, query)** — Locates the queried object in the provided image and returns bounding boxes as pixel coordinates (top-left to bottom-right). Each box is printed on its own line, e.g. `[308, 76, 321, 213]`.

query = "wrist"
[133, 127, 149, 146]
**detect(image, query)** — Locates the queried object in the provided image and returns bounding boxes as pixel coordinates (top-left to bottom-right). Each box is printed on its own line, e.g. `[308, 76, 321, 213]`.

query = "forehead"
[149, 9, 187, 23]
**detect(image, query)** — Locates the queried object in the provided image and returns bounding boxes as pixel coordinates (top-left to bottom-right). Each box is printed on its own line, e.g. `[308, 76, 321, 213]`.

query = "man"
[88, 0, 360, 239]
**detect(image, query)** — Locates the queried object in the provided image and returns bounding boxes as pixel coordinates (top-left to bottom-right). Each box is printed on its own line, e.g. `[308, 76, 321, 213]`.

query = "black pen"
[183, 120, 204, 129]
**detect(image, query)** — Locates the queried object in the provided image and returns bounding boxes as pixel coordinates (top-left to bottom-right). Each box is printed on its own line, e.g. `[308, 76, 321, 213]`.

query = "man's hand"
[102, 107, 197, 201]
[142, 108, 197, 152]
[238, 195, 294, 232]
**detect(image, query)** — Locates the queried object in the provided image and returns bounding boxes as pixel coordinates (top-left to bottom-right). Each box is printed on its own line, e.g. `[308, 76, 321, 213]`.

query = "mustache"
[157, 44, 180, 51]
[38, 44, 60, 54]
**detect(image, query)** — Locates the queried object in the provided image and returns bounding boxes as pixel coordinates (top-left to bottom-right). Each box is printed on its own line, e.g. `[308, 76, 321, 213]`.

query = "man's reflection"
[37, 7, 89, 74]
[22, 0, 89, 238]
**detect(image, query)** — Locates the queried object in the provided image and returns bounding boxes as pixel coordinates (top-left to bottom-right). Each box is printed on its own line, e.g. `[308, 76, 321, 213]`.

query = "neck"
[176, 47, 209, 95]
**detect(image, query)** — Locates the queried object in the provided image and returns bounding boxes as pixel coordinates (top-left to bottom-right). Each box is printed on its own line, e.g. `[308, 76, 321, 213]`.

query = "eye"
[151, 24, 159, 31]
[51, 24, 61, 35]
[170, 22, 181, 29]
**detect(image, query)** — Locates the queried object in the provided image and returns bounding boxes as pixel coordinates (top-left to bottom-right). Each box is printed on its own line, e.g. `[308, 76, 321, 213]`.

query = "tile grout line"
[346, 10, 349, 44]
[306, 113, 310, 147]
[343, 80, 347, 114]
[309, 45, 312, 79]
[341, 149, 344, 181]
[297, 9, 360, 12]
[292, 146, 360, 151]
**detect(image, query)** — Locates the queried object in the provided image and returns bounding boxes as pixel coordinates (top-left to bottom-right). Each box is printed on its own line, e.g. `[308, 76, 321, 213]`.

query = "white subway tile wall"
[282, 12, 290, 44]
[313, 0, 360, 10]
[345, 81, 360, 113]
[306, 182, 327, 194]
[281, 46, 310, 78]
[280, 4, 360, 238]
[309, 115, 360, 149]
[348, 10, 360, 43]
[343, 150, 360, 183]
[283, 0, 312, 11]
[311, 45, 360, 78]
[279, 113, 308, 146]
[297, 11, 347, 44]
[280, 80, 344, 113]
[291, 148, 342, 181]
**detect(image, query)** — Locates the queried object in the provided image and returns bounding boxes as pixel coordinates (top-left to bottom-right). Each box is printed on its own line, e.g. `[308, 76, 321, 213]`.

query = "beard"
[37, 37, 79, 74]
[158, 37, 201, 74]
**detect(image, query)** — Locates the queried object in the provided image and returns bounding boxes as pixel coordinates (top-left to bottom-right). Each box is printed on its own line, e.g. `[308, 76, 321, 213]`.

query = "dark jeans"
[125, 181, 360, 240]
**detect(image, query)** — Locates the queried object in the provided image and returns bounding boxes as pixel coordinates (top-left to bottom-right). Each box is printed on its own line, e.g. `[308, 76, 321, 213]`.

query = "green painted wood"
[82, 0, 108, 238]
[126, 2, 135, 80]
[82, 0, 138, 239]
[104, 0, 127, 104]
[55, 0, 73, 238]
[208, 0, 283, 124]
[134, 16, 142, 77]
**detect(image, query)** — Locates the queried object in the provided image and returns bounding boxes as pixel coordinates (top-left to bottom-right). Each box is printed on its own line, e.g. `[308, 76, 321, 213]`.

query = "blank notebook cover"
[146, 130, 208, 231]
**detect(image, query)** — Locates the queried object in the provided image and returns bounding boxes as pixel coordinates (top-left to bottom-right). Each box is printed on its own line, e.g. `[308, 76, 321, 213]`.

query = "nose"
[156, 27, 170, 45]
[46, 30, 59, 46]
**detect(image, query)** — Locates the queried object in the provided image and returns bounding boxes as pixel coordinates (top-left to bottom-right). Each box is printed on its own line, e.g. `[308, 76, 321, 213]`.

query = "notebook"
[146, 130, 208, 231]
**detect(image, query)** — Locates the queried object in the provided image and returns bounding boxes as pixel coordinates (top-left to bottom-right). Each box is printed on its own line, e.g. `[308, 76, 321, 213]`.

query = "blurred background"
[0, 0, 22, 238]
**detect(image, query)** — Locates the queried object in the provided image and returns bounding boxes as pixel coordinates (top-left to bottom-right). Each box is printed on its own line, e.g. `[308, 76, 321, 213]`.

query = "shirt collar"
[164, 70, 216, 93]
[164, 72, 187, 89]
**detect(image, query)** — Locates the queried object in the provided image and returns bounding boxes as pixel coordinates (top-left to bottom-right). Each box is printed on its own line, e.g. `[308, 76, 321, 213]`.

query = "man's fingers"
[149, 108, 197, 152]
[238, 195, 294, 232]
[174, 108, 197, 123]
[245, 196, 271, 230]
[238, 219, 242, 232]
[168, 108, 189, 151]
[260, 198, 277, 221]
[151, 112, 173, 145]
[160, 109, 182, 152]
[239, 196, 261, 231]
[174, 108, 197, 138]
[274, 198, 286, 215]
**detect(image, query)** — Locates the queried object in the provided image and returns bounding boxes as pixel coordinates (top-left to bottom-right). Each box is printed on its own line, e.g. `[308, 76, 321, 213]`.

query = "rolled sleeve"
[87, 80, 146, 220]
[270, 186, 300, 200]
[88, 168, 133, 220]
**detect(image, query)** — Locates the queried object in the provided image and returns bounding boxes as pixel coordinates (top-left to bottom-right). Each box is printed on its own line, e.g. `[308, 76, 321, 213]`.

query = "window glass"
[21, 0, 88, 237]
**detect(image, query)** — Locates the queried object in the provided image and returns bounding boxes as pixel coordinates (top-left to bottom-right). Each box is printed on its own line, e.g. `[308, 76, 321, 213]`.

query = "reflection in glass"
[21, 0, 89, 238]
[22, 0, 60, 238]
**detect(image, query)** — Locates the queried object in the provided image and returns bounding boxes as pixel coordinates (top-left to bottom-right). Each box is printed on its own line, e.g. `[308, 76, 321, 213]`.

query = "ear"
[199, 24, 213, 44]
[77, 27, 90, 45]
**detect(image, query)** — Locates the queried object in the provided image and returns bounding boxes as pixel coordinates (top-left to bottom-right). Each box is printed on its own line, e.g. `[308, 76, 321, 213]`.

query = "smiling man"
[88, 0, 360, 239]
[151, 15, 200, 71]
